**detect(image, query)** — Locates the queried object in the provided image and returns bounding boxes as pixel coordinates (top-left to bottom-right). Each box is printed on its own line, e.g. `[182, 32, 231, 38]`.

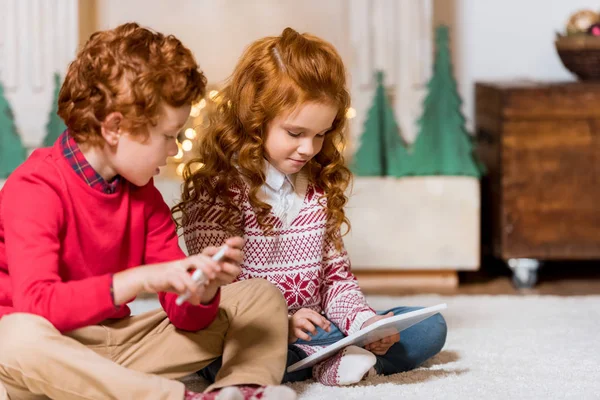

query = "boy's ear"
[101, 112, 124, 146]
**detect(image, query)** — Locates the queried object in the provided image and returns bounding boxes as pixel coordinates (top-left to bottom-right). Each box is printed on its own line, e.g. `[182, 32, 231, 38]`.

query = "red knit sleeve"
[319, 232, 376, 336]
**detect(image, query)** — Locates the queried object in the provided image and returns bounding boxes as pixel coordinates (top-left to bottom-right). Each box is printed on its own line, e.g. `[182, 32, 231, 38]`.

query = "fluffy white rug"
[131, 295, 600, 399]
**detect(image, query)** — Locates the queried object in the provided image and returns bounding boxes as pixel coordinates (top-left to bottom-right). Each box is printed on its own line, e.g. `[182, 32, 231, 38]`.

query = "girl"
[173, 28, 447, 386]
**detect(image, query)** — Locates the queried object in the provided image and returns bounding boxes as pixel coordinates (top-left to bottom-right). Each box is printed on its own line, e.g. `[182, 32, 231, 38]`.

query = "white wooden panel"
[0, 0, 6, 82]
[349, 0, 372, 87]
[349, 0, 432, 151]
[1, 0, 78, 148]
[3, 0, 19, 88]
[31, 0, 44, 90]
[65, 0, 78, 66]
[345, 177, 480, 270]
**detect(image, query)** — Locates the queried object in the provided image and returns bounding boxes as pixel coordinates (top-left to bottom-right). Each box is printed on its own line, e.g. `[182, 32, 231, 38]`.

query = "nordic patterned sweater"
[183, 172, 377, 336]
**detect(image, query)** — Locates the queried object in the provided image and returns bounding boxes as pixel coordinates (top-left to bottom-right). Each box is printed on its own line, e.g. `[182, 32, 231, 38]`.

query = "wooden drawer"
[476, 81, 600, 261]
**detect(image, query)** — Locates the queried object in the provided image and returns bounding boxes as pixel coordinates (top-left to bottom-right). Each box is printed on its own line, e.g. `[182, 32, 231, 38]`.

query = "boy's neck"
[79, 142, 119, 182]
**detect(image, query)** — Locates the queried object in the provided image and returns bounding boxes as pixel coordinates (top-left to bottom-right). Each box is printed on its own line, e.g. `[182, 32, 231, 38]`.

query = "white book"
[287, 303, 447, 372]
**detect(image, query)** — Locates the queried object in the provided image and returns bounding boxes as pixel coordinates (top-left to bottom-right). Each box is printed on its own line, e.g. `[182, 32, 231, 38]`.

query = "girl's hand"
[361, 312, 400, 355]
[288, 308, 331, 344]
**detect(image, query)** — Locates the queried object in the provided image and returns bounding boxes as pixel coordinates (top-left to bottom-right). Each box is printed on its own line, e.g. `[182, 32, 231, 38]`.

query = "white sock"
[313, 345, 377, 386]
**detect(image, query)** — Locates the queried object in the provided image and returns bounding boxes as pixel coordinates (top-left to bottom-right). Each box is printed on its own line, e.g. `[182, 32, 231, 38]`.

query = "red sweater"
[0, 141, 219, 332]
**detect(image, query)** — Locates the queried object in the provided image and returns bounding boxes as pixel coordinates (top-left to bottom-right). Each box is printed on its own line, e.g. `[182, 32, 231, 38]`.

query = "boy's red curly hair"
[173, 27, 352, 247]
[58, 22, 206, 145]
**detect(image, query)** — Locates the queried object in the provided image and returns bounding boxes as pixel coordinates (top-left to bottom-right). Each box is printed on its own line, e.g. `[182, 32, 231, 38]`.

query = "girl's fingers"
[294, 328, 312, 341]
[365, 345, 387, 355]
[371, 333, 400, 348]
[367, 338, 393, 349]
[305, 310, 330, 331]
[292, 309, 332, 333]
[381, 334, 400, 344]
[298, 319, 317, 335]
[321, 316, 331, 331]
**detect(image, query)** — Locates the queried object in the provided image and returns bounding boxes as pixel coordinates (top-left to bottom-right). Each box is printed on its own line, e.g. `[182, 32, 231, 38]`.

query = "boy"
[0, 23, 294, 400]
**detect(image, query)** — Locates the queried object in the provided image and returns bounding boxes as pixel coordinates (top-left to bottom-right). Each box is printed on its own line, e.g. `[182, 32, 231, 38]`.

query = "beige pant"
[0, 279, 288, 400]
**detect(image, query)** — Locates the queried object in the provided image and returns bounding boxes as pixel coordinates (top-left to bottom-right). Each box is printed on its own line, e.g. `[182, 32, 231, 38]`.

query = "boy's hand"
[139, 254, 223, 304]
[288, 308, 331, 344]
[196, 237, 245, 304]
[361, 312, 400, 355]
[112, 253, 224, 306]
[113, 237, 245, 306]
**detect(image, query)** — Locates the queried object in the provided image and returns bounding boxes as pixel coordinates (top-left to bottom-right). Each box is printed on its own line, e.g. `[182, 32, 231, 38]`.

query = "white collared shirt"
[258, 161, 308, 226]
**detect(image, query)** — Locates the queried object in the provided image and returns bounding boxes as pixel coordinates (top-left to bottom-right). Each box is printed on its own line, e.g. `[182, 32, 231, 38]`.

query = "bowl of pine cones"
[556, 9, 600, 80]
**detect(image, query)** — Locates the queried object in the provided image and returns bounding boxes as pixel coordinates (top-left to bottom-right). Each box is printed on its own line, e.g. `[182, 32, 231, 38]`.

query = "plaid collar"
[60, 131, 121, 194]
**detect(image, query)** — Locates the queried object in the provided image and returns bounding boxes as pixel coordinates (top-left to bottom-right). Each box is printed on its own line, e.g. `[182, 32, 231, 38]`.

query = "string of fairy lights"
[169, 89, 356, 177]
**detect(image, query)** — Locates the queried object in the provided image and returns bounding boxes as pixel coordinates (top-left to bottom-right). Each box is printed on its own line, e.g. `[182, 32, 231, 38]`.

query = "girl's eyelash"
[287, 130, 330, 138]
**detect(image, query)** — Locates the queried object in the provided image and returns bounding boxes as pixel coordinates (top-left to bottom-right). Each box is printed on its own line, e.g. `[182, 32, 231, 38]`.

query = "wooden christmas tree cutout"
[0, 82, 26, 178]
[411, 25, 482, 177]
[352, 71, 410, 176]
[43, 73, 66, 147]
[352, 26, 483, 178]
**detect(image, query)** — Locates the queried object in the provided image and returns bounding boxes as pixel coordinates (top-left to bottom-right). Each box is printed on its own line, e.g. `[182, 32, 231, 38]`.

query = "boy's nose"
[167, 142, 179, 157]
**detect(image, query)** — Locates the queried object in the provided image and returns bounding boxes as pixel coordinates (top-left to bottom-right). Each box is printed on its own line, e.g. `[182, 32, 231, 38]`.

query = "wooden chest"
[475, 81, 600, 263]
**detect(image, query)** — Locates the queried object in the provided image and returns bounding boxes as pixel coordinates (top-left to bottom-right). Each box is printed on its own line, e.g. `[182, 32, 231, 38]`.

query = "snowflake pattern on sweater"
[184, 179, 376, 336]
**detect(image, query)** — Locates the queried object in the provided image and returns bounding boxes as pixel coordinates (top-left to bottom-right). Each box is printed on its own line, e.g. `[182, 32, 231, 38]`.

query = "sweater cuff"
[161, 288, 221, 332]
[347, 309, 378, 336]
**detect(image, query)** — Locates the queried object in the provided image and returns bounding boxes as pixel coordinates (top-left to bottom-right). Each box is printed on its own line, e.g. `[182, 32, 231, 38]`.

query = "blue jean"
[199, 306, 447, 384]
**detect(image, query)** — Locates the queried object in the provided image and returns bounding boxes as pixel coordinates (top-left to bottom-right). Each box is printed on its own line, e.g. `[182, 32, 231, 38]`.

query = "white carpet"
[132, 295, 600, 400]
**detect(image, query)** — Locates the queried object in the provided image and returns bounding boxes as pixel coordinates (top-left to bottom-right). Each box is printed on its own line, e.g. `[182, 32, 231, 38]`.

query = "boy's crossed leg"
[0, 279, 290, 400]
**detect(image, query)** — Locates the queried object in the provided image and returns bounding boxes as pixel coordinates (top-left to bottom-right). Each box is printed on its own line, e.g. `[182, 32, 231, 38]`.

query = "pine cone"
[566, 10, 599, 35]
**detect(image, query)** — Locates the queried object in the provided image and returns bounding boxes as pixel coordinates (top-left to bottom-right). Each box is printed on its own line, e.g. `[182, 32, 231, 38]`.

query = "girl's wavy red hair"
[58, 22, 206, 145]
[173, 28, 352, 246]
